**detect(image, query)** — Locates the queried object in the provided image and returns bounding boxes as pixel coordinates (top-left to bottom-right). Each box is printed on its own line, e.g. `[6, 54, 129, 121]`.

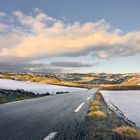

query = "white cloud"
[0, 22, 7, 32]
[0, 9, 140, 63]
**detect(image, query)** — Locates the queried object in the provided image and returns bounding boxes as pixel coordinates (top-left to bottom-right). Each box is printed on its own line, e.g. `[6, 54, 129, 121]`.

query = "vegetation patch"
[101, 85, 140, 90]
[0, 97, 7, 104]
[113, 126, 140, 140]
[87, 94, 106, 120]
[89, 105, 100, 111]
[87, 110, 107, 120]
[90, 100, 99, 106]
[0, 89, 50, 104]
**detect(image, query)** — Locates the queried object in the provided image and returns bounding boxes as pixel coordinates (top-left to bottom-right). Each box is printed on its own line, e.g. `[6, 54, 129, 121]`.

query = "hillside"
[0, 72, 140, 89]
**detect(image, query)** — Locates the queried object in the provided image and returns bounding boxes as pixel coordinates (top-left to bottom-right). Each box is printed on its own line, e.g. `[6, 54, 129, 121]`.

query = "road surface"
[0, 88, 97, 140]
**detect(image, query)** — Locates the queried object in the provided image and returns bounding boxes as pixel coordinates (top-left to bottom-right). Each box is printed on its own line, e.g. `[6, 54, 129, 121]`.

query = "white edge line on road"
[43, 132, 57, 140]
[74, 102, 85, 113]
[5, 100, 23, 105]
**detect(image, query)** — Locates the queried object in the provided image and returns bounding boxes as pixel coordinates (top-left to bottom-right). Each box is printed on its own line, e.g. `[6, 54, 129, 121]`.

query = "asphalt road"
[0, 88, 97, 140]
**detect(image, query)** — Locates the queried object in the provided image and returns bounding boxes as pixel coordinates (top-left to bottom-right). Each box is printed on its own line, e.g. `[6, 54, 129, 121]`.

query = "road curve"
[0, 88, 97, 140]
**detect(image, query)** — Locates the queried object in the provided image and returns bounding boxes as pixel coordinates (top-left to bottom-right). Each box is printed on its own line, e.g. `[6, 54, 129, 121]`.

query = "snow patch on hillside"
[101, 90, 140, 128]
[0, 78, 86, 94]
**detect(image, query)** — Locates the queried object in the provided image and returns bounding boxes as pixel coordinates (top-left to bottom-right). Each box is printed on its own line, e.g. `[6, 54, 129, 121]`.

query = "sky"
[0, 0, 140, 73]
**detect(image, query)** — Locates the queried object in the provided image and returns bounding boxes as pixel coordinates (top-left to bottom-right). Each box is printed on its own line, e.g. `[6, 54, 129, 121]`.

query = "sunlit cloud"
[0, 9, 140, 63]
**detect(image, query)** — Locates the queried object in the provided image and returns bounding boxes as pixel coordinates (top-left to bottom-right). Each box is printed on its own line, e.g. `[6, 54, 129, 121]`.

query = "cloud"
[0, 9, 140, 63]
[0, 63, 64, 73]
[50, 61, 96, 67]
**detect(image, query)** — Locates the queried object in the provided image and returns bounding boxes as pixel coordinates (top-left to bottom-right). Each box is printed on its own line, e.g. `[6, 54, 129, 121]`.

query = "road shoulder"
[83, 91, 140, 140]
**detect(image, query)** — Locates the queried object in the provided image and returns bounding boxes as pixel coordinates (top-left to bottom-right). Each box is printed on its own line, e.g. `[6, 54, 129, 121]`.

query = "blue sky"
[1, 0, 140, 32]
[0, 0, 140, 73]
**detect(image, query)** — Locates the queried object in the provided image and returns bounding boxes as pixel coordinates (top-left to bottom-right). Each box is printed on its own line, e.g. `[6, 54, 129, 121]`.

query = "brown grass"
[89, 105, 100, 111]
[91, 101, 99, 106]
[113, 126, 140, 140]
[88, 94, 107, 120]
[87, 110, 107, 120]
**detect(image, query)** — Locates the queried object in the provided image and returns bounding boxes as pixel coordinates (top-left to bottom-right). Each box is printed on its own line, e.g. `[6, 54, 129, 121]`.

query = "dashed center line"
[43, 132, 57, 140]
[86, 97, 91, 100]
[74, 102, 85, 112]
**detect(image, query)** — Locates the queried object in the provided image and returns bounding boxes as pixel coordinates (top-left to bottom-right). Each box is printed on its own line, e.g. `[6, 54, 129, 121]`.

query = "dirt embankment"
[83, 92, 140, 140]
[100, 85, 140, 90]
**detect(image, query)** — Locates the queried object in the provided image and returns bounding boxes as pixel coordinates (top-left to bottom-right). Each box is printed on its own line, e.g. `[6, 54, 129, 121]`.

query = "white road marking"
[86, 97, 91, 100]
[5, 100, 23, 105]
[43, 132, 57, 140]
[74, 102, 85, 112]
